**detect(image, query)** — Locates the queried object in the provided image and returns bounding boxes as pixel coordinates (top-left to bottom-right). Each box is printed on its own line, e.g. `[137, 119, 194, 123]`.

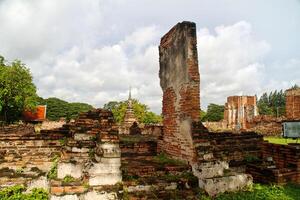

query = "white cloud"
[261, 58, 300, 94]
[198, 21, 271, 109]
[31, 27, 161, 113]
[0, 0, 162, 113]
[0, 0, 298, 114]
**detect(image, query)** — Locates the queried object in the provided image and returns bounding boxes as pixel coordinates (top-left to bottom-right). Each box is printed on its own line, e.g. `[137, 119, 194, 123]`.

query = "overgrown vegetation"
[47, 155, 59, 179]
[103, 99, 162, 124]
[162, 171, 198, 184]
[62, 175, 76, 183]
[88, 149, 95, 159]
[15, 167, 24, 175]
[153, 153, 185, 166]
[244, 154, 260, 163]
[0, 55, 38, 123]
[0, 185, 48, 200]
[59, 137, 67, 145]
[209, 183, 300, 200]
[37, 97, 93, 121]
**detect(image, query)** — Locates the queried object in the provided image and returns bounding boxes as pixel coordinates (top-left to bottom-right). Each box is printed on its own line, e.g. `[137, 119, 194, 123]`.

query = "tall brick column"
[159, 21, 200, 162]
[286, 88, 300, 119]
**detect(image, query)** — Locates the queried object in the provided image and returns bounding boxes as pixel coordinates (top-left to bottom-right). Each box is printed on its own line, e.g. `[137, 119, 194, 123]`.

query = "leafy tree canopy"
[201, 103, 224, 122]
[37, 97, 94, 121]
[257, 90, 285, 117]
[103, 99, 162, 124]
[0, 55, 38, 122]
[257, 85, 299, 117]
[199, 110, 207, 121]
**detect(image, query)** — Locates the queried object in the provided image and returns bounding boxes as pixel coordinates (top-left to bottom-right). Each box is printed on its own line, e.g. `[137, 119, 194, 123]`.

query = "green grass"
[198, 183, 300, 200]
[211, 183, 300, 200]
[264, 137, 299, 145]
[153, 153, 186, 166]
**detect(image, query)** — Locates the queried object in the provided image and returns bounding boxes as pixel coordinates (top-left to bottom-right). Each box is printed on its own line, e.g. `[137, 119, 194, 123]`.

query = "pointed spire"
[128, 86, 132, 100]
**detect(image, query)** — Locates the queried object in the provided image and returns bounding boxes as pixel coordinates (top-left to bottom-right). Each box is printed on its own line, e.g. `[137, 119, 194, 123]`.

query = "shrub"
[0, 185, 48, 200]
[62, 175, 76, 183]
[47, 155, 59, 179]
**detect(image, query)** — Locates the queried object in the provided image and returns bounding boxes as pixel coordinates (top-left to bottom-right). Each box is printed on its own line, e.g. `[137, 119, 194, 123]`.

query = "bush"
[62, 175, 76, 183]
[0, 185, 48, 200]
[47, 155, 59, 179]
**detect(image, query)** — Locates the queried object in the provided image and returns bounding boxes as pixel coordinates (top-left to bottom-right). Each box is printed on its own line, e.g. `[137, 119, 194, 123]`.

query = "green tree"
[199, 110, 207, 121]
[0, 56, 38, 122]
[202, 103, 224, 122]
[110, 101, 127, 123]
[290, 84, 299, 90]
[103, 101, 119, 111]
[40, 97, 93, 121]
[104, 99, 162, 124]
[144, 111, 162, 124]
[257, 90, 286, 116]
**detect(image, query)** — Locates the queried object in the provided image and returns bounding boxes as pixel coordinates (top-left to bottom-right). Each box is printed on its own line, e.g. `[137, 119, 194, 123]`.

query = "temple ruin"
[224, 96, 258, 130]
[0, 21, 299, 199]
[286, 88, 300, 119]
[159, 21, 260, 195]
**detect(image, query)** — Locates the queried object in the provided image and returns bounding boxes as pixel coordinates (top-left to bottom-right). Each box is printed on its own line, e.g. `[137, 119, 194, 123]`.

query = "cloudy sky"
[0, 0, 299, 113]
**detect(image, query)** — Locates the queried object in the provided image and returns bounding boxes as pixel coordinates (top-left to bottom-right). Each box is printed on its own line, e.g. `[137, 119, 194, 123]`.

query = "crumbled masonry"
[0, 21, 299, 199]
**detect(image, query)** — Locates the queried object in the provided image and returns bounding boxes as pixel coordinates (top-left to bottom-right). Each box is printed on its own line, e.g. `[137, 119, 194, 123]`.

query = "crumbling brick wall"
[247, 142, 300, 184]
[0, 125, 66, 174]
[286, 88, 300, 119]
[159, 21, 200, 162]
[247, 115, 284, 136]
[192, 122, 263, 165]
[0, 109, 122, 199]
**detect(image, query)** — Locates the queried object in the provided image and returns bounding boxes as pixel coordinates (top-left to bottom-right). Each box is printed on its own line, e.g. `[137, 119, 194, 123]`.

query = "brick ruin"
[224, 96, 258, 130]
[247, 142, 300, 184]
[0, 21, 299, 199]
[158, 21, 263, 196]
[247, 115, 283, 136]
[0, 109, 122, 199]
[286, 88, 300, 120]
[159, 21, 200, 162]
[156, 21, 299, 196]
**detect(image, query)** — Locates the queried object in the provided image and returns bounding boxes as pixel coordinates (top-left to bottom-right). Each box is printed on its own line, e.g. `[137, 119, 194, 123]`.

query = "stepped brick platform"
[191, 122, 262, 196]
[246, 142, 300, 184]
[120, 135, 200, 199]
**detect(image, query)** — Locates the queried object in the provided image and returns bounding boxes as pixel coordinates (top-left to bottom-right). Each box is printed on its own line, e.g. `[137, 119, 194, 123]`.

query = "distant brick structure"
[286, 88, 300, 119]
[159, 21, 200, 162]
[224, 96, 258, 130]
